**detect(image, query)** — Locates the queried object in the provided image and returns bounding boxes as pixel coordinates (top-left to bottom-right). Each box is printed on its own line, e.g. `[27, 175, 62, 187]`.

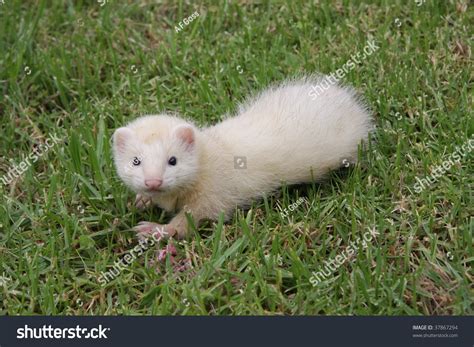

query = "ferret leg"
[134, 197, 207, 239]
[132, 222, 175, 241]
[132, 213, 195, 239]
[134, 210, 201, 241]
[166, 212, 192, 239]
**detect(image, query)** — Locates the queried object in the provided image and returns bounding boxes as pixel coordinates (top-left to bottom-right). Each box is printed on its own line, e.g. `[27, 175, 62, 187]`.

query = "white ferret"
[112, 77, 372, 239]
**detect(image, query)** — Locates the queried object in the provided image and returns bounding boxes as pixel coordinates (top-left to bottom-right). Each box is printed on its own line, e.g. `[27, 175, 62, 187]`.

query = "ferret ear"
[113, 127, 134, 152]
[174, 125, 195, 150]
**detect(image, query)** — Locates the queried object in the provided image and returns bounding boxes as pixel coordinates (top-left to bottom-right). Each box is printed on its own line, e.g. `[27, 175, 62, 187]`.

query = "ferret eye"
[132, 157, 141, 166]
[168, 156, 177, 166]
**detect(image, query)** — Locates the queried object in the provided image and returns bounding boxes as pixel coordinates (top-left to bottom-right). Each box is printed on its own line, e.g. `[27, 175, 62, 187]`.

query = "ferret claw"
[149, 241, 191, 272]
[133, 222, 172, 242]
[134, 194, 152, 209]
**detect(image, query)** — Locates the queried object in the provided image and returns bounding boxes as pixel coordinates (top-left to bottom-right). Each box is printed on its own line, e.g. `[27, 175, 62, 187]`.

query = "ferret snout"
[145, 179, 163, 190]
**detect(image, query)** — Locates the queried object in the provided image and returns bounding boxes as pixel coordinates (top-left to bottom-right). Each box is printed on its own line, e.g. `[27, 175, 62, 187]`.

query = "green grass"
[0, 0, 472, 315]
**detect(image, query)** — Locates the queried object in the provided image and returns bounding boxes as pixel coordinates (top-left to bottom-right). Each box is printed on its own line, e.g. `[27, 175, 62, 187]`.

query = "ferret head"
[112, 115, 199, 197]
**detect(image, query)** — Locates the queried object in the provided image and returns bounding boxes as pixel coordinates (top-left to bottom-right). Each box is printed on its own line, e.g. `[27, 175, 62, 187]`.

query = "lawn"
[0, 0, 472, 315]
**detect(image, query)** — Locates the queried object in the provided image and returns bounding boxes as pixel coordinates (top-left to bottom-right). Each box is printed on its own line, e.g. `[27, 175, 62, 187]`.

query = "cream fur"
[112, 76, 372, 238]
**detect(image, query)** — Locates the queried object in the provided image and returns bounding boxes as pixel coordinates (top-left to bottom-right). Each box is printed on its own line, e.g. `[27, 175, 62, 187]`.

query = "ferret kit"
[112, 77, 372, 239]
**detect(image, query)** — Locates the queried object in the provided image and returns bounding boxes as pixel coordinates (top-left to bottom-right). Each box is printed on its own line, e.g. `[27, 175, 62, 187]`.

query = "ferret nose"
[145, 179, 162, 190]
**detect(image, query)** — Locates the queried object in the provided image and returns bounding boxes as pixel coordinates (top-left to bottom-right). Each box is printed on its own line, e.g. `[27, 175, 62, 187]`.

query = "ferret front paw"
[134, 194, 152, 209]
[133, 221, 176, 241]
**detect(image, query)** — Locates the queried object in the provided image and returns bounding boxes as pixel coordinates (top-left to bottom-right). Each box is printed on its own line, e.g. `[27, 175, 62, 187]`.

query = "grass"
[0, 0, 472, 315]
